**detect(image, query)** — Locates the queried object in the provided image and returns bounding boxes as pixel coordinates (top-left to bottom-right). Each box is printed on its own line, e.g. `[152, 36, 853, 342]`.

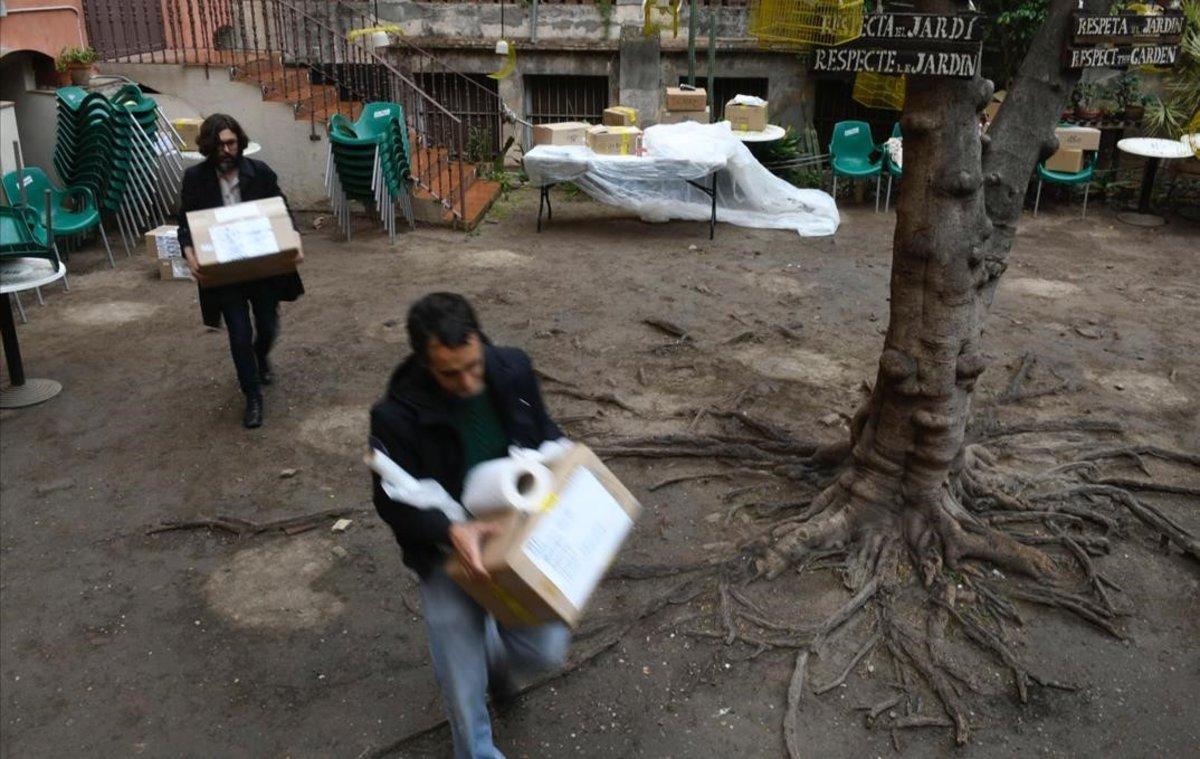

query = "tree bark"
[765, 0, 1095, 578]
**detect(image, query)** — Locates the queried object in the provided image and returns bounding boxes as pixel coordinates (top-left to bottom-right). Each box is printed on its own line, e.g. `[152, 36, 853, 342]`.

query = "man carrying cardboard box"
[369, 293, 571, 759]
[176, 114, 305, 429]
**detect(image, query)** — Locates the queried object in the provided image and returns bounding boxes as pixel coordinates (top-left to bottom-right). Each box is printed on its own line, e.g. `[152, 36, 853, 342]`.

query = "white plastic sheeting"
[523, 121, 840, 237]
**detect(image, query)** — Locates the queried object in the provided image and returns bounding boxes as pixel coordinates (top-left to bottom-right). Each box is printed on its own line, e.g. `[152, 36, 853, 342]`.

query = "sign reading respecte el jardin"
[811, 13, 985, 78]
[1065, 11, 1184, 69]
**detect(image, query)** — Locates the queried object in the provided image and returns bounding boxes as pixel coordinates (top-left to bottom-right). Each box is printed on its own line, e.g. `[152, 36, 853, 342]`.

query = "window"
[525, 75, 610, 124]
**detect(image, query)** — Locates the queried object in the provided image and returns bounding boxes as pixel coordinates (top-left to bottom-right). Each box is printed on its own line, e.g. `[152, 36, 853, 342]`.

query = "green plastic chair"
[1034, 153, 1097, 218]
[883, 122, 902, 212]
[3, 167, 114, 268]
[830, 120, 884, 212]
[0, 203, 61, 274]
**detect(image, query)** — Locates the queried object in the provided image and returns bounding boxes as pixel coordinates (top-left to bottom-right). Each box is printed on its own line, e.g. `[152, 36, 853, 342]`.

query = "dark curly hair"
[196, 113, 249, 160]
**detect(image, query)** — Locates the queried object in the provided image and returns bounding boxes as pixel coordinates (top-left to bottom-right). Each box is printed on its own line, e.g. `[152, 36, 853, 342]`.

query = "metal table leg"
[0, 290, 62, 408]
[1117, 156, 1166, 227]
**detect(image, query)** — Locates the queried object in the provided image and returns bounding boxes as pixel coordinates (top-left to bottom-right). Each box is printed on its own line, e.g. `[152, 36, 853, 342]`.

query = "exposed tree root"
[145, 507, 364, 537]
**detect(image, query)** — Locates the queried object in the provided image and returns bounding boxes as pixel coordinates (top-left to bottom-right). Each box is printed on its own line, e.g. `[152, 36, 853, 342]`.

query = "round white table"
[1, 258, 67, 408]
[179, 141, 262, 167]
[733, 124, 786, 143]
[1116, 137, 1194, 227]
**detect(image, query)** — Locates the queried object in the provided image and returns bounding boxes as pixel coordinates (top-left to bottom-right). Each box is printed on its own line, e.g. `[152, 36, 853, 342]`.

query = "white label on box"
[213, 204, 262, 223]
[208, 217, 279, 263]
[521, 468, 633, 609]
[170, 258, 192, 279]
[155, 232, 180, 259]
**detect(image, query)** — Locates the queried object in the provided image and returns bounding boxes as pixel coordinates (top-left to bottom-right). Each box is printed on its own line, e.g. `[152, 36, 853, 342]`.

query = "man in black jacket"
[176, 114, 304, 429]
[370, 293, 570, 759]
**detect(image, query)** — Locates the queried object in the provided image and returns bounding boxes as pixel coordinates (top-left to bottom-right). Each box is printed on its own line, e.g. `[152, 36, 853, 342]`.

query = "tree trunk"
[764, 0, 1091, 578]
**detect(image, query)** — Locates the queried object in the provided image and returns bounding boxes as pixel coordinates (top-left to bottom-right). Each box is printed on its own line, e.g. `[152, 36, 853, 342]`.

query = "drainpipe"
[707, 7, 715, 122]
[3, 5, 87, 48]
[531, 0, 539, 44]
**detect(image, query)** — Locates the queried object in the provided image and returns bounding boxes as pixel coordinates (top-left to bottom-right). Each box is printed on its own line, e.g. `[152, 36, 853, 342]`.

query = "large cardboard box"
[532, 121, 589, 147]
[446, 444, 641, 628]
[173, 118, 204, 151]
[658, 107, 710, 125]
[602, 106, 639, 127]
[145, 224, 181, 261]
[159, 257, 193, 281]
[666, 86, 707, 111]
[1045, 149, 1084, 173]
[587, 125, 643, 156]
[185, 197, 301, 287]
[1055, 125, 1101, 151]
[725, 101, 768, 132]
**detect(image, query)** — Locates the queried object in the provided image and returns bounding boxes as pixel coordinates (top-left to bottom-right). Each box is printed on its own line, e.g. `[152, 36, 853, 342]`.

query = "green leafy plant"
[597, 0, 615, 40]
[1145, 0, 1200, 138]
[58, 46, 97, 68]
[979, 0, 1049, 89]
[759, 127, 825, 188]
[466, 126, 491, 168]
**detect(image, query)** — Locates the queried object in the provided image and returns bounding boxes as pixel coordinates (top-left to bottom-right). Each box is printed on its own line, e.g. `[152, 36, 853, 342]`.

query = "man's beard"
[215, 154, 238, 173]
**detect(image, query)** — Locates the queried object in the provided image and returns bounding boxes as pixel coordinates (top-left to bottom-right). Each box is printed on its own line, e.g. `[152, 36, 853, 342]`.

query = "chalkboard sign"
[814, 47, 980, 77]
[811, 13, 984, 78]
[861, 13, 986, 44]
[1065, 44, 1180, 69]
[1072, 12, 1185, 43]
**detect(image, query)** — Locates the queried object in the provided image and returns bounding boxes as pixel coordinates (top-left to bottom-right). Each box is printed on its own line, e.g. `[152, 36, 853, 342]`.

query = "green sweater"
[448, 391, 510, 474]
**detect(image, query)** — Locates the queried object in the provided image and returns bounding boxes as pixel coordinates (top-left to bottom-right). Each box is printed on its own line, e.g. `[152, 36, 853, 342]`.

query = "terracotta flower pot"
[1075, 106, 1101, 121]
[68, 64, 93, 86]
[54, 70, 72, 87]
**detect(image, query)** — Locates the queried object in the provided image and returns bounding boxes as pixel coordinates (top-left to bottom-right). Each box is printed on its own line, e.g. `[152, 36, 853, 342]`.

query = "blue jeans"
[215, 284, 279, 398]
[419, 567, 571, 759]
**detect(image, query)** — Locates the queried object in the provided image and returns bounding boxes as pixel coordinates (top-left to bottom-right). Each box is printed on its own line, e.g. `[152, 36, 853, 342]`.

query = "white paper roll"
[462, 457, 553, 516]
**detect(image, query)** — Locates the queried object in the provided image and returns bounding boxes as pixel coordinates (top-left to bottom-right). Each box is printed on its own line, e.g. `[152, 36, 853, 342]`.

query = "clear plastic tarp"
[523, 121, 839, 237]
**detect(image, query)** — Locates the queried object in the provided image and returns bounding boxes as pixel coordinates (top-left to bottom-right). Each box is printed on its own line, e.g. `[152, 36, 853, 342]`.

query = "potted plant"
[1115, 72, 1147, 121]
[1073, 82, 1102, 121]
[53, 57, 72, 88]
[58, 46, 97, 86]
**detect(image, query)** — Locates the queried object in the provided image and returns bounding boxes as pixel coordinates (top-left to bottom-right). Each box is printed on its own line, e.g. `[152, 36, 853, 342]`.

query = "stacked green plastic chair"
[51, 84, 182, 256]
[325, 102, 413, 242]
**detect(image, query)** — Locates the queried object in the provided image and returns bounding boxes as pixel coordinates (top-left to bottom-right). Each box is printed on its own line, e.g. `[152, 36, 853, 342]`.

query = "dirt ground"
[1, 188, 1198, 759]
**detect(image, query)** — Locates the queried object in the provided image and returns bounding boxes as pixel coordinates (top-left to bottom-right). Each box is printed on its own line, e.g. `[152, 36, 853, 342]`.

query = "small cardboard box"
[172, 118, 204, 151]
[602, 106, 639, 127]
[532, 121, 589, 147]
[665, 86, 707, 111]
[725, 102, 768, 132]
[1055, 125, 1101, 151]
[658, 107, 710, 125]
[1045, 148, 1084, 173]
[446, 444, 641, 628]
[145, 224, 180, 261]
[159, 257, 193, 281]
[185, 196, 301, 288]
[586, 125, 643, 156]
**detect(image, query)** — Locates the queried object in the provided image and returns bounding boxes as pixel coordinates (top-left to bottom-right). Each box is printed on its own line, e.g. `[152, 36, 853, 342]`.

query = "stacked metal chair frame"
[325, 102, 414, 243]
[53, 84, 184, 255]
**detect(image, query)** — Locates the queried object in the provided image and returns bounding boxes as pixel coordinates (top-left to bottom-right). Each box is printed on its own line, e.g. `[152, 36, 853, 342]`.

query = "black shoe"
[487, 667, 521, 711]
[243, 395, 263, 429]
[257, 356, 274, 386]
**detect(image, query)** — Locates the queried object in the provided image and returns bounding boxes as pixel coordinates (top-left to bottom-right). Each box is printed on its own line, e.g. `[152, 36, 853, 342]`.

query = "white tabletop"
[1181, 134, 1200, 156]
[180, 141, 263, 164]
[1117, 138, 1193, 160]
[733, 124, 786, 143]
[0, 258, 66, 294]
